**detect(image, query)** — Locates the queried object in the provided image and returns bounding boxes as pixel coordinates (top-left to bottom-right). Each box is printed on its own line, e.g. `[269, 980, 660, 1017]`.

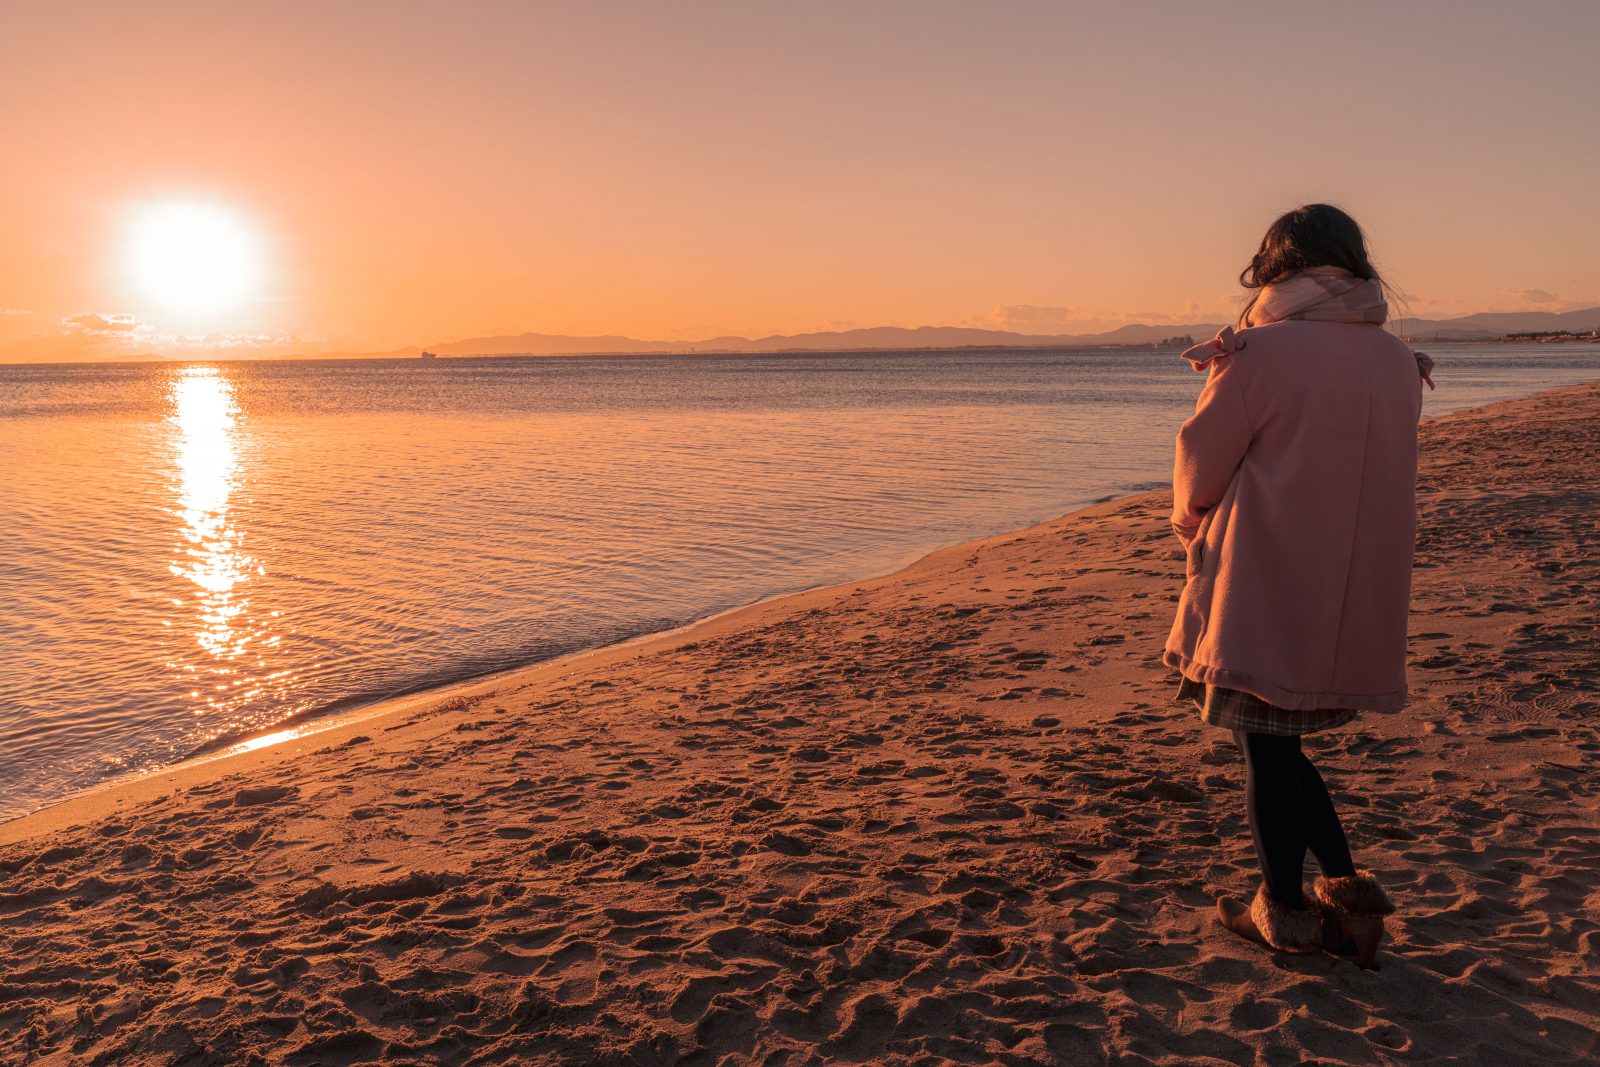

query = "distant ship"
[419, 350, 438, 359]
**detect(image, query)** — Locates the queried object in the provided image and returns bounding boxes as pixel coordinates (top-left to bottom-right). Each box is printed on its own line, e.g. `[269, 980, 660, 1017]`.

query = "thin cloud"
[0, 308, 30, 316]
[1119, 306, 1230, 326]
[182, 331, 313, 350]
[1504, 288, 1561, 306]
[994, 304, 1075, 329]
[62, 312, 147, 335]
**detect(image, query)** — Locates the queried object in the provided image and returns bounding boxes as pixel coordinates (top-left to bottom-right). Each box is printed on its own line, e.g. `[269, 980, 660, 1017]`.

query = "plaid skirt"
[1177, 676, 1358, 737]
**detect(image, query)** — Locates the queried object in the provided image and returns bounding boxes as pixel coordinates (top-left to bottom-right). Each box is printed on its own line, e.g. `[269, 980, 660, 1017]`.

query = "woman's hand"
[1413, 351, 1436, 390]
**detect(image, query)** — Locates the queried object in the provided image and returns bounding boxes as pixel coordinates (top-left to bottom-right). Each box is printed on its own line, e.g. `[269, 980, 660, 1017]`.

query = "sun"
[124, 201, 265, 318]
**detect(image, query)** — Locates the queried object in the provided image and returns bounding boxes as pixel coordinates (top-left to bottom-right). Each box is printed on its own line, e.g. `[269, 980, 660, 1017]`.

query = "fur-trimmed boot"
[1314, 869, 1395, 970]
[1215, 885, 1325, 955]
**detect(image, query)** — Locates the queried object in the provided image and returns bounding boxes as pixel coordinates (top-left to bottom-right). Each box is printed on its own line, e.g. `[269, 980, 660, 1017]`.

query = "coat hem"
[1162, 649, 1406, 713]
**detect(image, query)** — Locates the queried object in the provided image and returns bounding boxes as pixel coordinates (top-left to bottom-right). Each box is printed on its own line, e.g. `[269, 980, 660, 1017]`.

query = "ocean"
[2, 343, 1597, 819]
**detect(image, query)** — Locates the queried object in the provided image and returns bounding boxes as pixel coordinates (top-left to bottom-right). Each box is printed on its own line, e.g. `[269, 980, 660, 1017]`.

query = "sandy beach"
[2, 381, 1597, 1065]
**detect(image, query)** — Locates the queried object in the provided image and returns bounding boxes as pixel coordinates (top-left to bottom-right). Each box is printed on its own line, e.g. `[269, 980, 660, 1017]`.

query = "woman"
[1165, 204, 1433, 969]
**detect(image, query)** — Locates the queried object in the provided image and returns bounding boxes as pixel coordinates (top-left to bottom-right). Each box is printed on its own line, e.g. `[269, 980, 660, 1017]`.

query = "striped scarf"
[1183, 266, 1434, 389]
[1243, 266, 1387, 328]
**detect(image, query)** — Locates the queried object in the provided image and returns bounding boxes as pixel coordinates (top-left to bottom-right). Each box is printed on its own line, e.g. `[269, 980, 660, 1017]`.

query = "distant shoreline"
[9, 335, 1598, 368]
[9, 303, 1600, 366]
[6, 342, 1202, 368]
[1404, 335, 1600, 346]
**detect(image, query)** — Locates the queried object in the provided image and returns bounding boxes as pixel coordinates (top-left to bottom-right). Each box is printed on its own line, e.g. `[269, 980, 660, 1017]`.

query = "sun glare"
[124, 201, 264, 318]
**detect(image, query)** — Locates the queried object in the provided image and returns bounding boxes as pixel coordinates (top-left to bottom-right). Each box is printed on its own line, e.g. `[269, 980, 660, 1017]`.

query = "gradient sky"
[3, 1, 1598, 359]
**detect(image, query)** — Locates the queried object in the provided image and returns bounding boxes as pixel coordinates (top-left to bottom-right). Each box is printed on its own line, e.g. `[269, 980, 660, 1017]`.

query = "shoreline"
[0, 374, 1561, 839]
[2, 380, 1597, 1064]
[0, 377, 1585, 840]
[0, 483, 1117, 839]
[0, 489, 1116, 847]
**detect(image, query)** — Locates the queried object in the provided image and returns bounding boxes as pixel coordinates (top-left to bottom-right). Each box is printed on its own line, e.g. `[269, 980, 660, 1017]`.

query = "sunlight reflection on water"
[166, 367, 273, 717]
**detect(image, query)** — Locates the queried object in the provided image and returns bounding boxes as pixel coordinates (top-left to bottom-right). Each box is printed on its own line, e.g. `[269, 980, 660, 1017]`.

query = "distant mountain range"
[7, 306, 1598, 365]
[381, 322, 1222, 359]
[352, 306, 1600, 359]
[1391, 306, 1600, 341]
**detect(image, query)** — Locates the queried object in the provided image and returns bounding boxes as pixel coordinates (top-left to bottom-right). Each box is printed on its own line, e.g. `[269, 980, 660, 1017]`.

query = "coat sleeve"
[1171, 356, 1253, 547]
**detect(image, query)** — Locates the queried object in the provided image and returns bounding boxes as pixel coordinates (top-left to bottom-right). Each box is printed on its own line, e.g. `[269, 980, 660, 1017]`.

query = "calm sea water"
[2, 343, 1597, 819]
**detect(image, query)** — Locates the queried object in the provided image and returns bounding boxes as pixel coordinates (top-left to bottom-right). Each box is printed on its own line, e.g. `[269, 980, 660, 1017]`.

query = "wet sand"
[2, 382, 1597, 1065]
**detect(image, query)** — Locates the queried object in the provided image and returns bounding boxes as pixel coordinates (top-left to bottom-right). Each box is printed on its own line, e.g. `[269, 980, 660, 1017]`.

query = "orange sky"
[2, 2, 1598, 361]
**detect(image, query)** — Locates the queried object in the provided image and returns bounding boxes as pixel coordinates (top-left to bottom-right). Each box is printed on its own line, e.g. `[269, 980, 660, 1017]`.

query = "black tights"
[1235, 731, 1356, 906]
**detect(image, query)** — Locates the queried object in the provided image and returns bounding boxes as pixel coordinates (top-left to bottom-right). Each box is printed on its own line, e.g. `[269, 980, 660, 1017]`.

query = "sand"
[2, 381, 1597, 1066]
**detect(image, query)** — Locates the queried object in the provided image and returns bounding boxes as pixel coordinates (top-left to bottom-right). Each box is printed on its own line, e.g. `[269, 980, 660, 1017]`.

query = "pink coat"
[1163, 319, 1423, 712]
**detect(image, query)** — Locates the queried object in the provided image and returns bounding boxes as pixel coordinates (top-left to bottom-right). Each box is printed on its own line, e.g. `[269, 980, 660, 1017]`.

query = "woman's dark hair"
[1239, 204, 1387, 326]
